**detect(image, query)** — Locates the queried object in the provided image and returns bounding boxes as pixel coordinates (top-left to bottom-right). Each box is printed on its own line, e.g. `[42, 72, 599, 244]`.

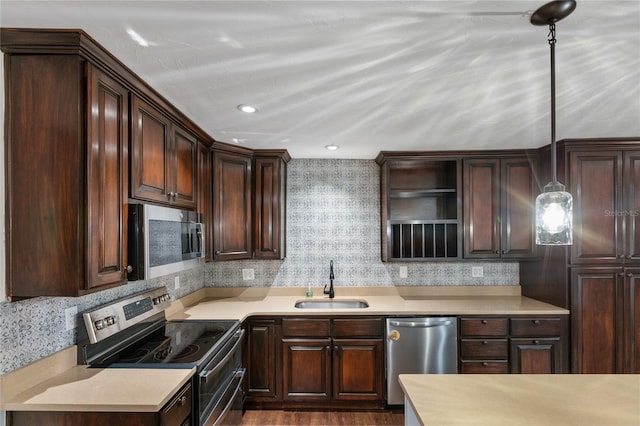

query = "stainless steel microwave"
[128, 203, 205, 280]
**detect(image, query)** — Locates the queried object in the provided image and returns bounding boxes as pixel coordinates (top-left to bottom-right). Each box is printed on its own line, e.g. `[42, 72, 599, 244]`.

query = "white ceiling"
[1, 1, 639, 159]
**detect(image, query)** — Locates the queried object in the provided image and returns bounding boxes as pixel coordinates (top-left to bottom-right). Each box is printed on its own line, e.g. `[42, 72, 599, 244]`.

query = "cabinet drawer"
[460, 360, 509, 374]
[460, 339, 508, 359]
[160, 382, 192, 426]
[282, 318, 330, 337]
[460, 318, 508, 337]
[333, 318, 383, 338]
[510, 318, 561, 337]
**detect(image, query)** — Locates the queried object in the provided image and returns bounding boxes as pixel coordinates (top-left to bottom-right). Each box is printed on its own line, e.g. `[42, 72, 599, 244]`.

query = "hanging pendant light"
[531, 0, 576, 245]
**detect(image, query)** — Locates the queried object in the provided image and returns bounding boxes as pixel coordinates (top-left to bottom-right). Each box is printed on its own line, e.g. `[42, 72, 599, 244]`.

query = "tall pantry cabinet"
[521, 139, 640, 373]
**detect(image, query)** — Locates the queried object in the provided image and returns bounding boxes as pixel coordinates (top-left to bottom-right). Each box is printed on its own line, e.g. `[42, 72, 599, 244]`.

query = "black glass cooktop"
[101, 320, 239, 367]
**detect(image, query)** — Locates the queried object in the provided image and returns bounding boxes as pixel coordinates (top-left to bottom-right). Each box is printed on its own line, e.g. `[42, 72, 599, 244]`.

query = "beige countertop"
[399, 374, 640, 426]
[2, 286, 568, 413]
[1, 346, 194, 412]
[167, 286, 569, 321]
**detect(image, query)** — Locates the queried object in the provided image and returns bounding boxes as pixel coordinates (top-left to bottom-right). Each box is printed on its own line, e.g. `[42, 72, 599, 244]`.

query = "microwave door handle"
[200, 329, 245, 384]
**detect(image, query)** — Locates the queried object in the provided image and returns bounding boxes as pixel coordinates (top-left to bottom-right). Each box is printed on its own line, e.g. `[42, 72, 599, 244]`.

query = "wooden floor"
[241, 410, 404, 426]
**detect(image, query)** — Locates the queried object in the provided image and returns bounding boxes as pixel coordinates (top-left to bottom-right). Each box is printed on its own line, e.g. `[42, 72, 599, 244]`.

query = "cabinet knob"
[482, 340, 489, 345]
[482, 362, 489, 366]
[533, 320, 540, 325]
[481, 320, 488, 324]
[618, 272, 625, 277]
[126, 265, 133, 273]
[178, 396, 187, 406]
[627, 255, 633, 260]
[533, 340, 540, 345]
[628, 273, 633, 277]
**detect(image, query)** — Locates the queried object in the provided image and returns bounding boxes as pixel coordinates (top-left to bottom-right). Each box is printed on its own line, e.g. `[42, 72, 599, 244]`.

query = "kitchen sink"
[294, 299, 369, 309]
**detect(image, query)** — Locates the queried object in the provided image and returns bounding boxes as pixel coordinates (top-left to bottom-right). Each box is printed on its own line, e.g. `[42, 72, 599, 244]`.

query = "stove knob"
[95, 319, 105, 330]
[152, 297, 159, 305]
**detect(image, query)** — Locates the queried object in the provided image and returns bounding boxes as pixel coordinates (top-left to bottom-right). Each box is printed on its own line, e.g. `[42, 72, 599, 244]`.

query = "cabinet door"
[246, 320, 279, 399]
[571, 268, 624, 373]
[624, 151, 640, 264]
[170, 126, 197, 209]
[213, 151, 253, 260]
[254, 156, 286, 260]
[570, 151, 624, 264]
[282, 339, 331, 401]
[86, 65, 129, 290]
[332, 339, 383, 401]
[463, 159, 500, 258]
[131, 95, 171, 204]
[197, 142, 213, 261]
[500, 158, 536, 258]
[510, 338, 561, 374]
[625, 268, 640, 373]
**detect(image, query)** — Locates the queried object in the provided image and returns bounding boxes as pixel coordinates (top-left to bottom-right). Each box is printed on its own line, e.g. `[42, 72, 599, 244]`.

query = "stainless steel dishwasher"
[386, 317, 458, 405]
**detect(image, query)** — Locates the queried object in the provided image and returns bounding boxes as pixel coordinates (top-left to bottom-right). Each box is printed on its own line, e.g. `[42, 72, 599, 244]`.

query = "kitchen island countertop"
[399, 374, 640, 425]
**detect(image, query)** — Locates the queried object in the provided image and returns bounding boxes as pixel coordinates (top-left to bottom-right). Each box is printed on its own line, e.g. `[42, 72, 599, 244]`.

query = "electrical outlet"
[242, 268, 255, 281]
[65, 306, 78, 331]
[472, 266, 484, 278]
[174, 276, 180, 289]
[399, 266, 408, 278]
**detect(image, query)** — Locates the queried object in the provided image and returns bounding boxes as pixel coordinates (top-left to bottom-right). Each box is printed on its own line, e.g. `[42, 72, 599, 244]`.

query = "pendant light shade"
[531, 0, 576, 245]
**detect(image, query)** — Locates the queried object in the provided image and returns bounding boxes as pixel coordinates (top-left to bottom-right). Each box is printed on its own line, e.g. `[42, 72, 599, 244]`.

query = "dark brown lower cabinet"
[282, 338, 332, 400]
[244, 316, 384, 410]
[510, 338, 562, 373]
[571, 267, 640, 373]
[10, 382, 192, 426]
[459, 316, 568, 374]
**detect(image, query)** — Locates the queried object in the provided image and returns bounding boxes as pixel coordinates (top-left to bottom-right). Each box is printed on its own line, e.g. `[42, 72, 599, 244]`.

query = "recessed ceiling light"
[237, 104, 258, 113]
[126, 28, 149, 47]
[325, 144, 339, 151]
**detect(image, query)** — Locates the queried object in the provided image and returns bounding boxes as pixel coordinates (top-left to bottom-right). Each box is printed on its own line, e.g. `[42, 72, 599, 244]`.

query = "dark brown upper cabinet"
[377, 153, 462, 261]
[212, 145, 254, 260]
[463, 156, 537, 259]
[211, 144, 289, 261]
[254, 151, 290, 260]
[569, 149, 640, 265]
[3, 54, 129, 298]
[1, 28, 214, 298]
[131, 95, 198, 209]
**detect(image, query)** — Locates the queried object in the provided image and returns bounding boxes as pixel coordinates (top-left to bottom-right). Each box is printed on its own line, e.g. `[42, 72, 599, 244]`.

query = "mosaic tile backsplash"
[0, 158, 518, 375]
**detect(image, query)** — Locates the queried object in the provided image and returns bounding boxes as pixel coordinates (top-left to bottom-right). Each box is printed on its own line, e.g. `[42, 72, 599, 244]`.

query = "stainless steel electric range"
[77, 287, 245, 426]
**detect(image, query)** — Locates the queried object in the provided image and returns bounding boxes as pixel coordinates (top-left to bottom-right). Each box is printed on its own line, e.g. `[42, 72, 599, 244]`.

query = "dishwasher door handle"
[388, 319, 454, 328]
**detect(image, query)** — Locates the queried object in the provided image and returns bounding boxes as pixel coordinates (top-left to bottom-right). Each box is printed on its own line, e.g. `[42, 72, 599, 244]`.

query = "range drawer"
[333, 318, 383, 338]
[510, 318, 562, 337]
[460, 360, 509, 374]
[460, 339, 508, 359]
[459, 318, 508, 337]
[282, 318, 330, 337]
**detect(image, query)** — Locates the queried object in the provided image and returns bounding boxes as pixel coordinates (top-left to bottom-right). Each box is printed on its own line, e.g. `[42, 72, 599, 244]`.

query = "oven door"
[199, 328, 245, 426]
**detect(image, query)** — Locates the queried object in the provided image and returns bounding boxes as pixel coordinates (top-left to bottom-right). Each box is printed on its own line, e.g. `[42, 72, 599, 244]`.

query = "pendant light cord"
[548, 23, 558, 184]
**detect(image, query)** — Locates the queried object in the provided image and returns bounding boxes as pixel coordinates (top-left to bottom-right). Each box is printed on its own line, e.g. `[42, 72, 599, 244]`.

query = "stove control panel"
[82, 287, 172, 344]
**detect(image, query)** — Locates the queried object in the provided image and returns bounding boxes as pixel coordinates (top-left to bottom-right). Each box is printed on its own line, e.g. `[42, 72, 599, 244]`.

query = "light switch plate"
[65, 306, 78, 331]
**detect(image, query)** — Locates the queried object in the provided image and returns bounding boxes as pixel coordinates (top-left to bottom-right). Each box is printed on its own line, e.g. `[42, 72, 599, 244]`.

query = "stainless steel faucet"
[324, 260, 335, 298]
